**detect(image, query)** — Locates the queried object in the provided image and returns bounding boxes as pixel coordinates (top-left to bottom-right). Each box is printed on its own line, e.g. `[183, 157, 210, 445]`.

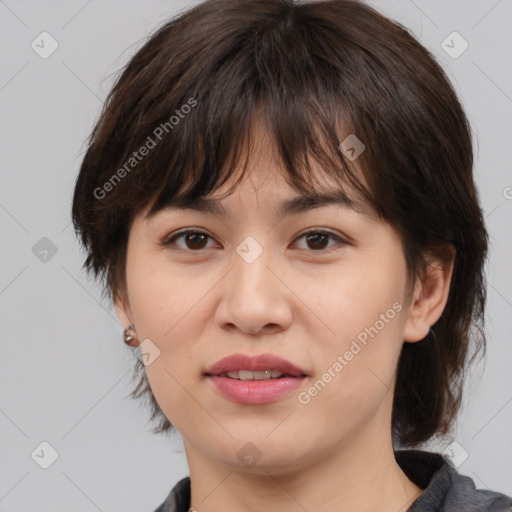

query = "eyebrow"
[149, 189, 370, 220]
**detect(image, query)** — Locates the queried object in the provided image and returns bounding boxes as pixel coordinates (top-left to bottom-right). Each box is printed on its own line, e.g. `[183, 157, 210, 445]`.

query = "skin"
[115, 124, 454, 512]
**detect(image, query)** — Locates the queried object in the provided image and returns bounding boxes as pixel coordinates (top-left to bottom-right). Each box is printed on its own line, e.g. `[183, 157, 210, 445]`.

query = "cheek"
[295, 314, 405, 443]
[124, 251, 216, 427]
[313, 303, 404, 392]
[125, 248, 206, 339]
[303, 252, 407, 418]
[312, 258, 406, 352]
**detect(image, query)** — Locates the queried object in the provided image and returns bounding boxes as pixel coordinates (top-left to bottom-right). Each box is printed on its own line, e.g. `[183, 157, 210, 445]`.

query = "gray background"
[0, 0, 511, 510]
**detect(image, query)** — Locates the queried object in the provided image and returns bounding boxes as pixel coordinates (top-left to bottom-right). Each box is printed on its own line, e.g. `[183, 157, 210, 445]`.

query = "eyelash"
[162, 229, 347, 254]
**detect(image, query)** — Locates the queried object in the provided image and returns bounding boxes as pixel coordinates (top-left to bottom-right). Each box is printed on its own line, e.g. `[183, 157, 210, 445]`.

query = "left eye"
[294, 230, 345, 252]
[163, 229, 345, 253]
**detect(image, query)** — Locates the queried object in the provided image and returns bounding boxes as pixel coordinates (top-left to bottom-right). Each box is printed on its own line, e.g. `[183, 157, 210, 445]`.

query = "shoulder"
[442, 467, 512, 512]
[396, 450, 512, 512]
[153, 476, 191, 512]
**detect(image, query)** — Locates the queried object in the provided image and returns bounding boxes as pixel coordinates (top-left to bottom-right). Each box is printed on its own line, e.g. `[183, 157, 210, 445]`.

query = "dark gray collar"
[154, 450, 512, 512]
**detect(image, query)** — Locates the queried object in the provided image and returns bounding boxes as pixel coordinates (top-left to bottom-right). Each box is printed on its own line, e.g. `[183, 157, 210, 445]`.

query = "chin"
[211, 434, 310, 476]
[221, 451, 306, 476]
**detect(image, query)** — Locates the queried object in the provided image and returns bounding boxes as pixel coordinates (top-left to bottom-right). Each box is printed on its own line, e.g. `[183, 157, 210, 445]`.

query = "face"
[115, 128, 439, 476]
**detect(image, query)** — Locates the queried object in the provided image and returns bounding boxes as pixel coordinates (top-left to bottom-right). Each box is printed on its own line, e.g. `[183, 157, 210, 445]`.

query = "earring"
[124, 324, 138, 347]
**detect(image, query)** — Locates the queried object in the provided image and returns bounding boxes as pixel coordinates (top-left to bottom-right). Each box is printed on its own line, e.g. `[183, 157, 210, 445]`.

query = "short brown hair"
[71, 0, 488, 447]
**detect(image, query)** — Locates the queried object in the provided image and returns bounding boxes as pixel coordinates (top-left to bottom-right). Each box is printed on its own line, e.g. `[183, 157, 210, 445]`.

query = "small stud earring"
[124, 324, 138, 346]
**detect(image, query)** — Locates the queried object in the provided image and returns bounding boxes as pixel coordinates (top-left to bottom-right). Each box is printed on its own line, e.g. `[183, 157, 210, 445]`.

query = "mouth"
[204, 353, 308, 379]
[214, 369, 305, 380]
[204, 353, 308, 404]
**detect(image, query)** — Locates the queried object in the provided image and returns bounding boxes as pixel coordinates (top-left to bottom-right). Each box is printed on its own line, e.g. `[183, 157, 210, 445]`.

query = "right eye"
[162, 229, 218, 251]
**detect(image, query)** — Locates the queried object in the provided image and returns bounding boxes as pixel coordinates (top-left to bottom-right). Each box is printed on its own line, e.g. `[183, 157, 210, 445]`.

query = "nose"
[214, 242, 293, 336]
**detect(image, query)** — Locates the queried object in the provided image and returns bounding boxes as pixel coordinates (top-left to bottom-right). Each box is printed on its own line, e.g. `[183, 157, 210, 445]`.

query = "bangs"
[104, 2, 388, 223]
[145, 102, 375, 220]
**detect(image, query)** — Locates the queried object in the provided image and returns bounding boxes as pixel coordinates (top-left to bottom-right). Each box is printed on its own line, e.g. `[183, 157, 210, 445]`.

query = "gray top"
[154, 450, 512, 512]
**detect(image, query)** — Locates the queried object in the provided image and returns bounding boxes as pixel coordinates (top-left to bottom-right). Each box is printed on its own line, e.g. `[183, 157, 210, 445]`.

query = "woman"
[71, 0, 512, 510]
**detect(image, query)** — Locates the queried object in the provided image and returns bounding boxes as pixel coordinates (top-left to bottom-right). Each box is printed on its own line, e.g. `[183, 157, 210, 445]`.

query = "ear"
[403, 245, 455, 343]
[114, 289, 134, 330]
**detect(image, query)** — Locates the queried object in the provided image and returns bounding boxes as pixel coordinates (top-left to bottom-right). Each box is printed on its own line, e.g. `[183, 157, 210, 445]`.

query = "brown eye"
[294, 230, 346, 253]
[164, 230, 214, 251]
[163, 229, 346, 254]
[305, 232, 330, 250]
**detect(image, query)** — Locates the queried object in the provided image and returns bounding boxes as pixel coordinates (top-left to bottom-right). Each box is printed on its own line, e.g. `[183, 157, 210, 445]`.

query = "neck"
[183, 409, 422, 512]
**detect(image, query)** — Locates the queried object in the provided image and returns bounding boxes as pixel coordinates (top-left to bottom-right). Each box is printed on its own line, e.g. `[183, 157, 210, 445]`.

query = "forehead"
[142, 168, 376, 224]
[142, 115, 377, 222]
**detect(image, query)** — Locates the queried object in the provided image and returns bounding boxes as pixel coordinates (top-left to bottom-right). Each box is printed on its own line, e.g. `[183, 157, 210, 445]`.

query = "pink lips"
[205, 353, 308, 405]
[206, 353, 307, 377]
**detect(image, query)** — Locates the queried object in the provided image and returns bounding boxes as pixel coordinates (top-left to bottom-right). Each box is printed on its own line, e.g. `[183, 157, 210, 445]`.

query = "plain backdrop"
[1, 1, 511, 511]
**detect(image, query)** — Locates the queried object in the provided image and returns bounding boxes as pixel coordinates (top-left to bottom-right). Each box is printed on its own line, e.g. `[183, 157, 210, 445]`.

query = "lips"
[205, 353, 309, 404]
[205, 353, 308, 378]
